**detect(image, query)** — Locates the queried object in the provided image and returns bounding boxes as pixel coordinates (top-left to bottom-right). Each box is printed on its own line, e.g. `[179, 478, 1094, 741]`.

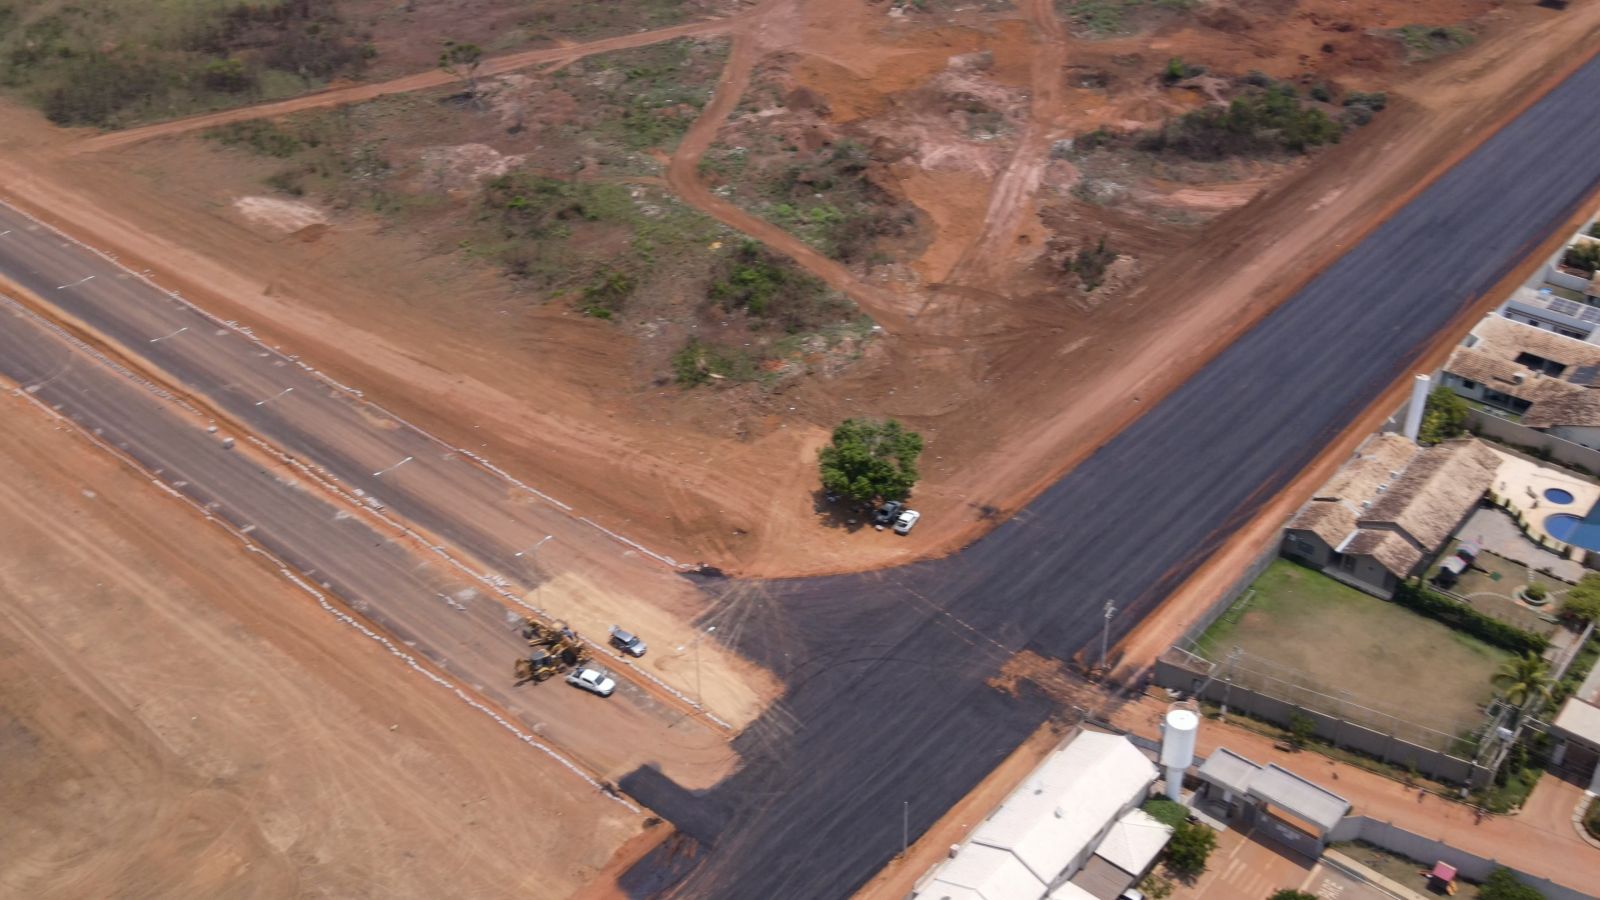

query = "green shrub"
[671, 338, 760, 386]
[1418, 386, 1469, 444]
[1270, 892, 1317, 900]
[1164, 820, 1217, 877]
[1479, 867, 1545, 900]
[207, 120, 306, 158]
[1524, 582, 1549, 602]
[1141, 798, 1188, 828]
[580, 269, 636, 318]
[709, 241, 850, 332]
[1144, 83, 1342, 160]
[1563, 241, 1600, 275]
[1392, 583, 1548, 655]
[1344, 91, 1389, 111]
[1066, 236, 1118, 291]
[1288, 712, 1315, 749]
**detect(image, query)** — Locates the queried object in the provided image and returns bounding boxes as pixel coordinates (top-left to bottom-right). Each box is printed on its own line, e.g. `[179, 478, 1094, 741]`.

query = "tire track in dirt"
[945, 0, 1066, 285]
[69, 6, 777, 155]
[664, 30, 915, 331]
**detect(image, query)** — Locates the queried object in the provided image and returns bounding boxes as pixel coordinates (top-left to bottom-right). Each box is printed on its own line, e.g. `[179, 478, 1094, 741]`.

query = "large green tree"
[818, 418, 924, 505]
[1561, 573, 1600, 623]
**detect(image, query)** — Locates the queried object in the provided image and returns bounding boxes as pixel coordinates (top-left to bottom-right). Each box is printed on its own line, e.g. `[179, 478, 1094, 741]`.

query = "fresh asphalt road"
[615, 54, 1600, 898]
[2, 56, 1599, 900]
[0, 296, 729, 789]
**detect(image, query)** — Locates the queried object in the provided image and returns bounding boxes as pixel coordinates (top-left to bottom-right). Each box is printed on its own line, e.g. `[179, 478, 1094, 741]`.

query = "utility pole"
[1100, 599, 1117, 671]
[901, 800, 909, 858]
[695, 625, 716, 707]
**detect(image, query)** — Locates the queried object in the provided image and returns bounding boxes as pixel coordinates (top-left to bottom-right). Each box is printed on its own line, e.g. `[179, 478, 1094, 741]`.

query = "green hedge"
[1393, 582, 1548, 655]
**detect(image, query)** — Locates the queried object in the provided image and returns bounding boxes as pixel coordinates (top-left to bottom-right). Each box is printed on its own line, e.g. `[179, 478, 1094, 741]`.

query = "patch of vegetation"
[1394, 24, 1475, 62]
[3, 0, 371, 128]
[1057, 0, 1194, 37]
[1480, 866, 1546, 900]
[563, 39, 718, 153]
[1163, 820, 1216, 879]
[1478, 736, 1543, 813]
[1065, 235, 1117, 291]
[1393, 582, 1549, 656]
[1420, 386, 1470, 444]
[753, 141, 917, 263]
[818, 418, 924, 504]
[1585, 795, 1600, 842]
[672, 337, 762, 385]
[1551, 633, 1599, 707]
[1562, 241, 1600, 275]
[205, 119, 306, 158]
[1144, 81, 1344, 160]
[710, 240, 852, 333]
[1161, 56, 1204, 84]
[1140, 798, 1188, 828]
[1270, 892, 1317, 900]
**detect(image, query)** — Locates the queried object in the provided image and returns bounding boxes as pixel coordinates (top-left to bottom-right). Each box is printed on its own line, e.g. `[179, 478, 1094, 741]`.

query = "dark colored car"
[609, 626, 648, 657]
[872, 501, 905, 527]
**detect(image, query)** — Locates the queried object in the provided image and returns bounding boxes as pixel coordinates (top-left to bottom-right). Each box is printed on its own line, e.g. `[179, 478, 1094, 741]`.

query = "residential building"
[1439, 314, 1600, 448]
[1550, 659, 1600, 795]
[1281, 434, 1501, 596]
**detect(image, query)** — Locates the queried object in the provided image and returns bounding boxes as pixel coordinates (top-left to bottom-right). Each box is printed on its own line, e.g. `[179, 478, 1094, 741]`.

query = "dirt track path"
[945, 0, 1066, 284]
[70, 7, 770, 154]
[664, 30, 914, 329]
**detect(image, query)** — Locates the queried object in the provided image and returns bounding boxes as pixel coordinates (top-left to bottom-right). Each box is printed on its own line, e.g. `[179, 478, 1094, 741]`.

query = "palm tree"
[1492, 652, 1552, 709]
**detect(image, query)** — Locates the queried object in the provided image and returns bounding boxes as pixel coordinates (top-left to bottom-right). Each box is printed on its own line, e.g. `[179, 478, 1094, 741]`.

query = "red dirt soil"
[1, 0, 1596, 580]
[0, 391, 638, 899]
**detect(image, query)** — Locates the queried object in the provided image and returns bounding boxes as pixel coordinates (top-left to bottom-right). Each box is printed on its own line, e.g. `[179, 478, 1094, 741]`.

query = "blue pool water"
[1544, 488, 1575, 505]
[1545, 512, 1600, 550]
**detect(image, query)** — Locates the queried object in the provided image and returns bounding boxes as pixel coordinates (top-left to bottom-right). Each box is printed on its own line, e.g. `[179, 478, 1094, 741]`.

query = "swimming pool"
[1544, 487, 1575, 505]
[1545, 512, 1600, 550]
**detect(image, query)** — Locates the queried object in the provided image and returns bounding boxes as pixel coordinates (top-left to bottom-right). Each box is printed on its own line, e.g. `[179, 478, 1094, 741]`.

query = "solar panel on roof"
[1581, 307, 1600, 324]
[1551, 298, 1583, 315]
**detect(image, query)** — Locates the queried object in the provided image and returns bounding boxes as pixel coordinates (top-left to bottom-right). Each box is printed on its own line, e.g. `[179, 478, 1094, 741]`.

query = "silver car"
[566, 666, 616, 697]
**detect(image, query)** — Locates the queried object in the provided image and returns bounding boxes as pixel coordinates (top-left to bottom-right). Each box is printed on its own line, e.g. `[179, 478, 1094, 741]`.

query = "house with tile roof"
[1281, 434, 1502, 596]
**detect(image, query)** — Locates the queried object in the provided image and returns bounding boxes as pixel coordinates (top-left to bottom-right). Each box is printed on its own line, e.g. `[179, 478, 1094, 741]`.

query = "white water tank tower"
[1160, 706, 1199, 802]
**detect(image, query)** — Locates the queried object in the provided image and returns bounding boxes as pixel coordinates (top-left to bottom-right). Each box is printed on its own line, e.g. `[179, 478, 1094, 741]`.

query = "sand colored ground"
[0, 391, 638, 899]
[0, 1, 1592, 586]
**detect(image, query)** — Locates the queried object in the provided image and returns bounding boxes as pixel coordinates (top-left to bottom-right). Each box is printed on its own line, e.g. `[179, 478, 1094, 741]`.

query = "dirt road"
[68, 5, 777, 155]
[0, 393, 639, 899]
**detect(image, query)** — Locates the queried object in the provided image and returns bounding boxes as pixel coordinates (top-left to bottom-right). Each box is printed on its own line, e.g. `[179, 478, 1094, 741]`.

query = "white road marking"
[55, 274, 95, 290]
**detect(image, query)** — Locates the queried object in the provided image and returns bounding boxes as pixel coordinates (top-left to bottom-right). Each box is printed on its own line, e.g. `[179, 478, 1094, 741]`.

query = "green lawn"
[1197, 561, 1510, 734]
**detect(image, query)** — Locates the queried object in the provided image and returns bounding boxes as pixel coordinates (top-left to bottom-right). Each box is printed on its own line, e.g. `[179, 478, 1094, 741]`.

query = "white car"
[893, 509, 921, 535]
[566, 666, 616, 697]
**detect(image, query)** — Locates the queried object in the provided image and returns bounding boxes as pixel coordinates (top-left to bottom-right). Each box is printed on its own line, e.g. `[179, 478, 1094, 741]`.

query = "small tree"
[1163, 820, 1217, 878]
[1492, 652, 1552, 709]
[1561, 573, 1600, 623]
[1418, 386, 1469, 444]
[1524, 582, 1549, 603]
[439, 40, 485, 104]
[1269, 892, 1317, 900]
[818, 418, 924, 505]
[1480, 867, 1546, 900]
[1288, 712, 1315, 750]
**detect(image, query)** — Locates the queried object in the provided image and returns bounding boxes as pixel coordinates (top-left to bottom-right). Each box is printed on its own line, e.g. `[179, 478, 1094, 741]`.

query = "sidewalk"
[1111, 695, 1600, 889]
